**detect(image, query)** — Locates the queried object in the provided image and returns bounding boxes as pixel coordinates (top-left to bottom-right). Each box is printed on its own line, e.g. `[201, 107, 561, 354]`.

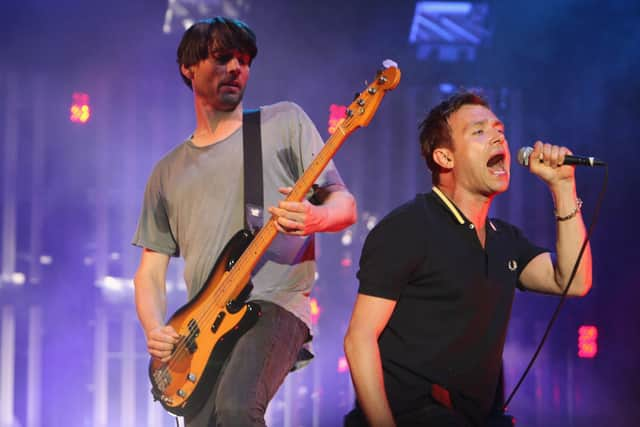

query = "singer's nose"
[491, 134, 505, 145]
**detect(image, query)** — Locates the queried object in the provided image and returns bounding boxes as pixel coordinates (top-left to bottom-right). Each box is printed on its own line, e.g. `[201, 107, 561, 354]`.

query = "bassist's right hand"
[147, 325, 180, 362]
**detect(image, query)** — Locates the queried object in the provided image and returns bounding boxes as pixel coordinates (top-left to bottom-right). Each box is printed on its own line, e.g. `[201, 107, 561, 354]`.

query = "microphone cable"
[503, 163, 608, 410]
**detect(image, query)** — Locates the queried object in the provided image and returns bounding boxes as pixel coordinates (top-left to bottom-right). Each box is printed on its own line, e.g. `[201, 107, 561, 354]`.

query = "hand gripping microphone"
[517, 146, 605, 167]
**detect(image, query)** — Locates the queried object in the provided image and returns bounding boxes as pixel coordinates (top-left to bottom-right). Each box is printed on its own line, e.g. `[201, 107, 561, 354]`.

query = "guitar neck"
[282, 125, 351, 203]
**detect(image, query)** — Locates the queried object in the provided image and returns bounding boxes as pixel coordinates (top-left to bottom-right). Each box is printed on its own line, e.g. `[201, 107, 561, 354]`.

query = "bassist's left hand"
[268, 187, 328, 236]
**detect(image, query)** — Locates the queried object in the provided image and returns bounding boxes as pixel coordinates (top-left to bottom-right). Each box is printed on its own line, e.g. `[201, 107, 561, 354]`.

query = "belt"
[430, 383, 454, 410]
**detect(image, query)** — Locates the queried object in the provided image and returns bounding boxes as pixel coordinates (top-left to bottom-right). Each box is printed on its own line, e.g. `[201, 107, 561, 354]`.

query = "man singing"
[344, 91, 591, 427]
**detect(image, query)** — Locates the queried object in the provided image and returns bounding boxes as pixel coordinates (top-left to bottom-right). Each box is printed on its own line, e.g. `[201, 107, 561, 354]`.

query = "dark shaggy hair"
[176, 17, 258, 89]
[418, 91, 489, 184]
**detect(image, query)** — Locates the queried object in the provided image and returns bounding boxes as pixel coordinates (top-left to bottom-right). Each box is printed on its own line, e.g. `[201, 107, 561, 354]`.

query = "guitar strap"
[242, 109, 263, 234]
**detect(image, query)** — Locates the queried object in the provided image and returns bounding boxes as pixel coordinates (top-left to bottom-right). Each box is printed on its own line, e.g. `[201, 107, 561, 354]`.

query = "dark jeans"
[185, 301, 309, 427]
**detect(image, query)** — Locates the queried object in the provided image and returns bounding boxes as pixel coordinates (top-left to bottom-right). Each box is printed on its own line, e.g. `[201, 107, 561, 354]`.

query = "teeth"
[488, 157, 507, 176]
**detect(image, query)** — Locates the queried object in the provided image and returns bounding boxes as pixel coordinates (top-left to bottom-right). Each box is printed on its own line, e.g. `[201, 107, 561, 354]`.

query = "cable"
[503, 164, 608, 410]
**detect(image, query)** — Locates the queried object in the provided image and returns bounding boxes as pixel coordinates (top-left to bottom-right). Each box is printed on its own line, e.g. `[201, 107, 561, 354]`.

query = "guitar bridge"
[152, 368, 172, 392]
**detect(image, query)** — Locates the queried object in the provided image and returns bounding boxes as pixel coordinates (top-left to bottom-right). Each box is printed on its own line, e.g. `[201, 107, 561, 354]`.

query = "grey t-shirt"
[132, 101, 344, 328]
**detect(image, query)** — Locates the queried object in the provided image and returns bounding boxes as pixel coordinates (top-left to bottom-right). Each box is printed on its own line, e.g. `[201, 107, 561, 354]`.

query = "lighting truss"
[409, 1, 491, 62]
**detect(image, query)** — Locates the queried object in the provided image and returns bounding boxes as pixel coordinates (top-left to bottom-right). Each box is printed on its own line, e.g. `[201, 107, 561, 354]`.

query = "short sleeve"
[357, 207, 426, 300]
[292, 103, 345, 190]
[498, 221, 548, 290]
[131, 166, 179, 256]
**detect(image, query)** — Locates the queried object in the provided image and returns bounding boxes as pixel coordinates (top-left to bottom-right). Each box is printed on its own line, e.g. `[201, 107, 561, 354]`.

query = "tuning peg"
[382, 59, 398, 69]
[353, 92, 360, 100]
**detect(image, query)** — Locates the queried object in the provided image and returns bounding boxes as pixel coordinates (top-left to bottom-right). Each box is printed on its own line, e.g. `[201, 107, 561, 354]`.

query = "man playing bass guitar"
[132, 17, 356, 427]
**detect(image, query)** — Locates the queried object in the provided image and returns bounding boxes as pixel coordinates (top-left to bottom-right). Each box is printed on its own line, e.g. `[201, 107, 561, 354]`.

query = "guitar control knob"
[187, 373, 197, 383]
[177, 389, 186, 398]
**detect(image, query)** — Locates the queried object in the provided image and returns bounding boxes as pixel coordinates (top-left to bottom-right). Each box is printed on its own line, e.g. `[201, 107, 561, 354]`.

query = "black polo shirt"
[357, 189, 546, 420]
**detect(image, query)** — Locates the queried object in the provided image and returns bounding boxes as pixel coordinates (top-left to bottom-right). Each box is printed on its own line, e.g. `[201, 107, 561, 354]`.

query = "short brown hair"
[176, 17, 258, 89]
[418, 91, 489, 184]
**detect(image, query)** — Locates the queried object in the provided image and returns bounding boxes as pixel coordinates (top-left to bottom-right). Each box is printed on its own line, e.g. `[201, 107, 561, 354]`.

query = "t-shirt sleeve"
[292, 103, 345, 190]
[357, 207, 426, 300]
[131, 165, 179, 256]
[506, 222, 548, 290]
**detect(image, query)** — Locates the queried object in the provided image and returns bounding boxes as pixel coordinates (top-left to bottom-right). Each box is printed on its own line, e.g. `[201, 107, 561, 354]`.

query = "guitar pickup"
[185, 336, 198, 354]
[211, 311, 226, 333]
[188, 319, 200, 337]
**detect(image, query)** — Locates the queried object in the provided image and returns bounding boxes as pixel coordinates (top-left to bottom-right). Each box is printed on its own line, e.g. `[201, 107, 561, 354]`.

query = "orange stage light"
[70, 92, 91, 123]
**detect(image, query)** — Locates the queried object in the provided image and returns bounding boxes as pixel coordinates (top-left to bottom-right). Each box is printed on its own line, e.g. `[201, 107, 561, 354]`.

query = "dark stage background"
[0, 1, 638, 426]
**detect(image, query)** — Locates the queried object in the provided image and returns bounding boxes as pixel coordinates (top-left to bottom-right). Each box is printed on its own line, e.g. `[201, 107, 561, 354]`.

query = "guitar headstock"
[338, 61, 401, 134]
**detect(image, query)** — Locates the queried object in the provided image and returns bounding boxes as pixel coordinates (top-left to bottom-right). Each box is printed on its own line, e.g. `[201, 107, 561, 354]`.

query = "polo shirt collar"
[431, 186, 498, 231]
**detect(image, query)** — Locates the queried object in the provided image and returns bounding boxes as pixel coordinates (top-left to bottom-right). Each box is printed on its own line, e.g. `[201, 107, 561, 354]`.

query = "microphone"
[517, 146, 605, 167]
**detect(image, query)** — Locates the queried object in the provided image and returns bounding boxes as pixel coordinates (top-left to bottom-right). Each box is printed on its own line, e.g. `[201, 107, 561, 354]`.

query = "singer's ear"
[433, 148, 454, 170]
[180, 64, 194, 81]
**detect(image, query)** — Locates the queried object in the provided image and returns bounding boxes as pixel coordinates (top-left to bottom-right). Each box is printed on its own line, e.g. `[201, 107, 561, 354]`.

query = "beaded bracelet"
[555, 197, 583, 221]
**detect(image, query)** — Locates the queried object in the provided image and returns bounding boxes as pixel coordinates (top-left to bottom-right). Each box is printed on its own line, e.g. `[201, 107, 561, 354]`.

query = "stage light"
[10, 272, 26, 286]
[337, 356, 349, 373]
[361, 212, 378, 231]
[162, 0, 252, 34]
[409, 2, 491, 62]
[297, 385, 309, 397]
[418, 1, 471, 14]
[439, 82, 455, 94]
[578, 325, 598, 358]
[341, 229, 353, 246]
[39, 255, 53, 265]
[365, 215, 377, 231]
[328, 104, 347, 135]
[340, 256, 352, 268]
[101, 276, 124, 292]
[70, 92, 91, 124]
[310, 297, 321, 325]
[96, 276, 133, 293]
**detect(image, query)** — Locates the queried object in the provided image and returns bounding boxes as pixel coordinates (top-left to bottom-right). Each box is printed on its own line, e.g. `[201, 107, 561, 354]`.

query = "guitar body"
[149, 229, 261, 417]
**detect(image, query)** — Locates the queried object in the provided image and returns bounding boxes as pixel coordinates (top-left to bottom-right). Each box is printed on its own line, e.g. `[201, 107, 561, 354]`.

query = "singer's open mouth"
[487, 153, 506, 175]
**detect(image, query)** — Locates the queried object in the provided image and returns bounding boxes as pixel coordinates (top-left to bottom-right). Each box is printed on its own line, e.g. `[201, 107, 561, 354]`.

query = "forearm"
[134, 274, 168, 336]
[344, 333, 396, 427]
[316, 188, 357, 232]
[551, 182, 592, 295]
